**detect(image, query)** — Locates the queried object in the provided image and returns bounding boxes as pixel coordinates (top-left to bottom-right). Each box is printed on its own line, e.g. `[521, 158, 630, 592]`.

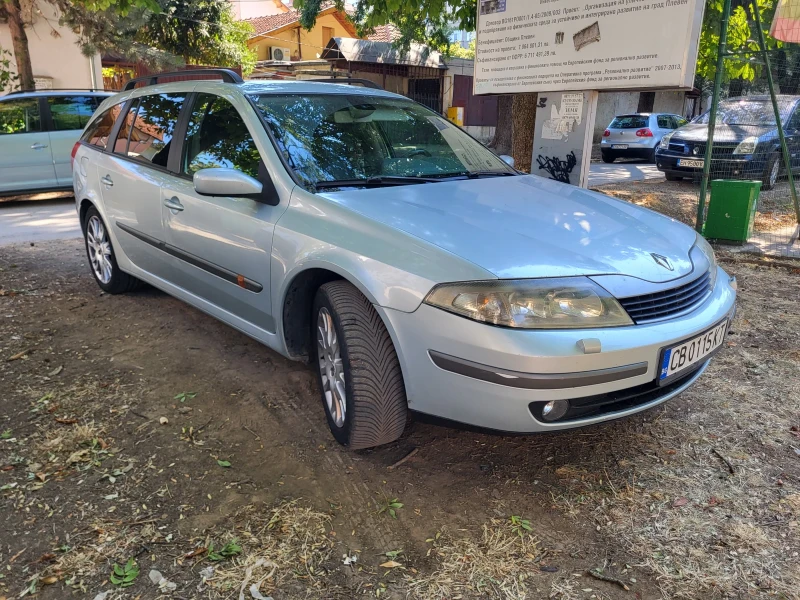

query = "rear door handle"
[31, 143, 48, 150]
[100, 175, 114, 187]
[164, 197, 184, 212]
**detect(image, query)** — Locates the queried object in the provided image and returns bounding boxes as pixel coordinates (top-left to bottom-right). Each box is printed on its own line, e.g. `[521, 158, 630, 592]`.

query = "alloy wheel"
[317, 307, 346, 427]
[86, 215, 112, 284]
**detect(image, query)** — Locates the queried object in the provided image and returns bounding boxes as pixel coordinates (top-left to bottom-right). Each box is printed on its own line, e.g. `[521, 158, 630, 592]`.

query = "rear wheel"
[601, 152, 615, 164]
[762, 152, 781, 190]
[312, 281, 407, 450]
[82, 206, 142, 294]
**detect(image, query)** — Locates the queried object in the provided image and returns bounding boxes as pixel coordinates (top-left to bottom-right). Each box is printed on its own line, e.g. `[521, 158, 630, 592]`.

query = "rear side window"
[113, 102, 139, 154]
[48, 96, 100, 131]
[125, 93, 186, 167]
[182, 93, 260, 178]
[0, 98, 41, 135]
[656, 115, 673, 129]
[80, 102, 124, 149]
[609, 115, 649, 129]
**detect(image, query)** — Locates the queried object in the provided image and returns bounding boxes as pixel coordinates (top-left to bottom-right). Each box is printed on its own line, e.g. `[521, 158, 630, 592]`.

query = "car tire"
[762, 152, 781, 191]
[647, 148, 657, 163]
[665, 172, 683, 182]
[312, 281, 407, 450]
[82, 206, 142, 294]
[601, 152, 615, 164]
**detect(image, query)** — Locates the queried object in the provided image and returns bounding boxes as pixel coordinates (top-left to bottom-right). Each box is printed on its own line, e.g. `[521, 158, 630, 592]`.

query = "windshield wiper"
[436, 171, 518, 180]
[313, 176, 440, 190]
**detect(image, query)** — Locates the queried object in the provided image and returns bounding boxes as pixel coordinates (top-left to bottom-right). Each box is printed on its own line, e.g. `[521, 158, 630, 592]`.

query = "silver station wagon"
[72, 70, 737, 450]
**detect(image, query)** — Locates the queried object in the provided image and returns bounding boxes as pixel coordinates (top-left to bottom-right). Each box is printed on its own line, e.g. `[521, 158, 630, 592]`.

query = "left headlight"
[695, 233, 718, 290]
[733, 136, 758, 155]
[424, 277, 633, 329]
[660, 132, 674, 149]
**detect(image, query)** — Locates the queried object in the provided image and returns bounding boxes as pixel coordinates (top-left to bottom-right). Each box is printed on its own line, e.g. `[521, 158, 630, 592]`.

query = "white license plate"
[611, 144, 628, 149]
[659, 321, 728, 385]
[678, 158, 704, 168]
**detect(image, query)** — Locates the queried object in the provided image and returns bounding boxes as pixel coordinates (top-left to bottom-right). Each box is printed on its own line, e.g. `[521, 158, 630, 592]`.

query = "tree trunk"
[489, 94, 537, 172]
[3, 0, 34, 90]
[489, 95, 513, 155]
[511, 93, 537, 173]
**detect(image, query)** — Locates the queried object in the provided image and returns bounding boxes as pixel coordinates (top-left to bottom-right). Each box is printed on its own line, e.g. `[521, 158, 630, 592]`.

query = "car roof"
[1, 90, 114, 101]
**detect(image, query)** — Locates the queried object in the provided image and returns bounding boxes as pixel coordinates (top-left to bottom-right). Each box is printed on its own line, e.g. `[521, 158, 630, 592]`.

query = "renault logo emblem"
[651, 253, 674, 271]
[692, 146, 700, 155]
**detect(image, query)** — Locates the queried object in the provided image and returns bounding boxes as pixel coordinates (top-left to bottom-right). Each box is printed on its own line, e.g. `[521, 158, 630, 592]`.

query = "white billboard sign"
[474, 0, 705, 94]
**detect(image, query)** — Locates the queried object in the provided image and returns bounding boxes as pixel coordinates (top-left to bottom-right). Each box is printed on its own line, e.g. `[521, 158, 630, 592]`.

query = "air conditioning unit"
[270, 47, 292, 61]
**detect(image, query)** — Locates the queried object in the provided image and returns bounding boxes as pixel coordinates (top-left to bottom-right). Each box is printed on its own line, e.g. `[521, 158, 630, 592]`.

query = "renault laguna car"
[72, 70, 737, 450]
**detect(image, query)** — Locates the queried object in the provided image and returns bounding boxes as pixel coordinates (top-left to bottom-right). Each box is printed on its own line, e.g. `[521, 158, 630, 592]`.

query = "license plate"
[611, 144, 628, 149]
[678, 158, 704, 168]
[659, 320, 728, 385]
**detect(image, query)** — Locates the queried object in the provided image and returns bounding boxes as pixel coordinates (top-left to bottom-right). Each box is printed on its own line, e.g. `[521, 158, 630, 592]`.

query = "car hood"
[671, 122, 773, 143]
[320, 175, 697, 283]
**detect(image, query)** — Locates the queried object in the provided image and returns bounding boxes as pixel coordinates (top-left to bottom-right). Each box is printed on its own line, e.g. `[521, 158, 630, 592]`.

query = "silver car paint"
[600, 113, 684, 150]
[74, 81, 736, 432]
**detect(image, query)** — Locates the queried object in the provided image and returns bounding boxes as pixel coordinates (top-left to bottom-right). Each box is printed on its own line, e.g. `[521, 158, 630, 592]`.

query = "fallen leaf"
[41, 576, 58, 585]
[217, 460, 231, 468]
[380, 560, 402, 568]
[55, 418, 78, 425]
[673, 497, 689, 508]
[7, 349, 30, 362]
[48, 366, 63, 377]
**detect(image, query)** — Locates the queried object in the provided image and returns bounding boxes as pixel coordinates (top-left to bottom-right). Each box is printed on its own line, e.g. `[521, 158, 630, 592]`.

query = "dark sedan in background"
[655, 95, 800, 190]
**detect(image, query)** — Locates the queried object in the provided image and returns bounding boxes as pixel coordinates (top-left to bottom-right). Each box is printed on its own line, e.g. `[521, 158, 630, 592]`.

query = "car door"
[0, 96, 57, 193]
[96, 93, 187, 282]
[160, 91, 280, 332]
[45, 95, 102, 186]
[784, 107, 800, 172]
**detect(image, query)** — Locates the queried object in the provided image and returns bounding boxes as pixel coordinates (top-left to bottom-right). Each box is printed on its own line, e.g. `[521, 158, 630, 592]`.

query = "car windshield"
[609, 115, 648, 129]
[694, 98, 794, 126]
[251, 93, 516, 188]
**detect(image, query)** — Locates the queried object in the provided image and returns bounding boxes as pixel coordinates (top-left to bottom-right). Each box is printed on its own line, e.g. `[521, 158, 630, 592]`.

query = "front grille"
[618, 271, 712, 324]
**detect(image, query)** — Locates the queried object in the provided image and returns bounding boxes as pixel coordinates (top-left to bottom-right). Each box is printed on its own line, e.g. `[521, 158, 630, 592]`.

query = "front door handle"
[30, 143, 48, 150]
[164, 197, 184, 212]
[100, 175, 114, 187]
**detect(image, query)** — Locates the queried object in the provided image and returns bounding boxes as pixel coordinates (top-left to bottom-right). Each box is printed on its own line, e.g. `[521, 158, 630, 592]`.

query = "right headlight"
[659, 132, 674, 149]
[695, 233, 718, 290]
[424, 277, 633, 329]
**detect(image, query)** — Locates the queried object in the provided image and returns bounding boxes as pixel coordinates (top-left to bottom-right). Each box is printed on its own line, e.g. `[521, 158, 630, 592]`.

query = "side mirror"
[500, 155, 515, 168]
[193, 168, 263, 198]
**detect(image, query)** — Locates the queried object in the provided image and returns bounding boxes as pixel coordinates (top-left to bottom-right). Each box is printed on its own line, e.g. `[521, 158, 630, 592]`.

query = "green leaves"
[378, 497, 403, 519]
[509, 515, 533, 537]
[174, 391, 197, 403]
[216, 459, 231, 468]
[207, 539, 242, 561]
[0, 429, 12, 440]
[110, 558, 139, 587]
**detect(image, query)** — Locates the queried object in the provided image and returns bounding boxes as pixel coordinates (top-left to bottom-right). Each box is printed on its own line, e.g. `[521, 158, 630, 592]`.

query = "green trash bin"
[704, 179, 761, 243]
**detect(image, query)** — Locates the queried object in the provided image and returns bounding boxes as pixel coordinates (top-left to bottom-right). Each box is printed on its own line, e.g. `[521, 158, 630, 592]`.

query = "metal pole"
[752, 2, 800, 224]
[696, 0, 731, 233]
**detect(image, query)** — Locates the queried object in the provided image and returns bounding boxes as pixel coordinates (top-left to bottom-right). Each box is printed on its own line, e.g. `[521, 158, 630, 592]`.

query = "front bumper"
[378, 267, 736, 433]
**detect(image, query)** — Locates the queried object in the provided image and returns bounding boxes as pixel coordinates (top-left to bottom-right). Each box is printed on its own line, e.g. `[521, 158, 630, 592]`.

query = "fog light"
[541, 399, 569, 421]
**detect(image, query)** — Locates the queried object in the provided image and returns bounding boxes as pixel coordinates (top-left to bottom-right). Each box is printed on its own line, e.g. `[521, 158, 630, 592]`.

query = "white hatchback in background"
[0, 90, 112, 197]
[601, 113, 688, 163]
[72, 70, 736, 450]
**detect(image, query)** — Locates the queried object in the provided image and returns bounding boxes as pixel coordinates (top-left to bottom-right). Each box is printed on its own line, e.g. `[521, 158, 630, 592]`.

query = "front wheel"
[762, 152, 781, 191]
[312, 281, 407, 450]
[82, 206, 142, 294]
[665, 172, 683, 182]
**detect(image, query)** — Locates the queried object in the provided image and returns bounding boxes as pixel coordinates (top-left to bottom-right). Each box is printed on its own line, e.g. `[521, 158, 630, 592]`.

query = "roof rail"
[307, 78, 382, 90]
[123, 69, 243, 91]
[6, 88, 111, 95]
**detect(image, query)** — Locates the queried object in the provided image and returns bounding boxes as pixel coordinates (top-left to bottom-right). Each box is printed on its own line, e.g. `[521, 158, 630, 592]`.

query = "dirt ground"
[1, 239, 799, 600]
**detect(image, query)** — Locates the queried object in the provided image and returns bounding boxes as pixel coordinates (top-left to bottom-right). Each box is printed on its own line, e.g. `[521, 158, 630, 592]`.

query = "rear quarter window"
[610, 115, 649, 129]
[81, 102, 125, 149]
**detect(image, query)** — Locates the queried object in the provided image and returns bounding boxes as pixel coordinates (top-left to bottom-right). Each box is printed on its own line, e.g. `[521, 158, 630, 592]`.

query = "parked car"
[0, 90, 113, 197]
[72, 70, 737, 450]
[601, 113, 687, 163]
[655, 95, 800, 190]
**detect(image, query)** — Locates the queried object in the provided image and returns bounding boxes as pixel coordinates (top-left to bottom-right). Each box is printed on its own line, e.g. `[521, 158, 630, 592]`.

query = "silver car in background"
[601, 113, 687, 163]
[0, 90, 112, 197]
[72, 71, 736, 450]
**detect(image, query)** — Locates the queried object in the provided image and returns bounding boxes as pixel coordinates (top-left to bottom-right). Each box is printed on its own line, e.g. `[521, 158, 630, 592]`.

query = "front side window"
[0, 98, 41, 135]
[252, 93, 515, 187]
[48, 96, 100, 131]
[80, 102, 124, 149]
[126, 93, 186, 167]
[182, 93, 260, 178]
